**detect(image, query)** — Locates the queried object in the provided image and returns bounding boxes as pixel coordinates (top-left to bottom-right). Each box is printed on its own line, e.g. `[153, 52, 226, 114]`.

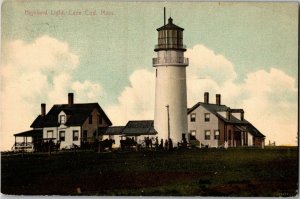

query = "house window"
[47, 130, 53, 138]
[190, 113, 196, 122]
[228, 130, 232, 140]
[204, 113, 210, 122]
[60, 115, 66, 124]
[73, 130, 79, 141]
[59, 131, 65, 141]
[83, 130, 87, 141]
[214, 130, 220, 140]
[190, 130, 196, 140]
[205, 130, 211, 140]
[98, 115, 102, 125]
[89, 115, 93, 124]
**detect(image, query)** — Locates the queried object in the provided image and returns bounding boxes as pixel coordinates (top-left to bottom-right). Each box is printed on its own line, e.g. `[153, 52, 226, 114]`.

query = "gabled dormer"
[58, 110, 67, 125]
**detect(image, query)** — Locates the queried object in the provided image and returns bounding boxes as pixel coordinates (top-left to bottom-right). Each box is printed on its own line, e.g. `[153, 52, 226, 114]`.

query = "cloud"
[106, 69, 155, 125]
[0, 36, 104, 151]
[5, 36, 79, 71]
[186, 45, 237, 85]
[72, 80, 104, 102]
[186, 45, 241, 106]
[186, 45, 297, 146]
[240, 68, 297, 145]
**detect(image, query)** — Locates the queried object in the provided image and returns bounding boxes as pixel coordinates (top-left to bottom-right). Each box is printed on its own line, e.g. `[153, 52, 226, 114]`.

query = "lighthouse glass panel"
[177, 31, 183, 46]
[157, 30, 183, 49]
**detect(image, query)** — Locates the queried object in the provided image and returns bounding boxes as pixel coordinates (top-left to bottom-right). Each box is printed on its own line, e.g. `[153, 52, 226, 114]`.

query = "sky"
[0, 1, 298, 150]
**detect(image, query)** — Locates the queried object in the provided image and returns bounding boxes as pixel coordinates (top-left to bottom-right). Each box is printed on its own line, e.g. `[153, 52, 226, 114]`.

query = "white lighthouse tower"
[153, 12, 189, 146]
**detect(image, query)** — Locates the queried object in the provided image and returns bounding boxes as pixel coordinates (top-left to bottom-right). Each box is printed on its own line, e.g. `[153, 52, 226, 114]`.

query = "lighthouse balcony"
[154, 44, 186, 52]
[153, 57, 189, 66]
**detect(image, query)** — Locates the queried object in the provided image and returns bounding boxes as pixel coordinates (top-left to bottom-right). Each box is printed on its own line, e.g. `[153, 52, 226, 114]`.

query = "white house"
[29, 93, 112, 149]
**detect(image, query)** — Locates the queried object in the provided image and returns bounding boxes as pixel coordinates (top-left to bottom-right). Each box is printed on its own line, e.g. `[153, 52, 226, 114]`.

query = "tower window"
[190, 113, 196, 122]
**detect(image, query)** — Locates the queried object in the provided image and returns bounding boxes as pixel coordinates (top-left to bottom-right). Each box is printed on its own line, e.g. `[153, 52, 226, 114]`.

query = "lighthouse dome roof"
[157, 17, 184, 31]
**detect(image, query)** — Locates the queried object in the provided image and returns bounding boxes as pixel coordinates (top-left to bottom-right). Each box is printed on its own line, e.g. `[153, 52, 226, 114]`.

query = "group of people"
[120, 137, 137, 151]
[33, 139, 60, 152]
[144, 137, 174, 151]
[31, 136, 189, 153]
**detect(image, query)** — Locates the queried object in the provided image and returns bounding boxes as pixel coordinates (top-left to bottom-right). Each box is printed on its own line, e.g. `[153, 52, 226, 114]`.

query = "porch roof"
[14, 129, 43, 137]
[98, 126, 125, 135]
[234, 125, 247, 132]
[122, 120, 157, 136]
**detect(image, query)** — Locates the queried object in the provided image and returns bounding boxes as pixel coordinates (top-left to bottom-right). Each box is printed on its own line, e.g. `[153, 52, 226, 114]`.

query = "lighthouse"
[153, 12, 189, 146]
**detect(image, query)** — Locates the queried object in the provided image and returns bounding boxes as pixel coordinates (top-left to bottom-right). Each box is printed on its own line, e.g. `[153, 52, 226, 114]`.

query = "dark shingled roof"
[244, 123, 265, 138]
[157, 17, 184, 31]
[14, 129, 43, 137]
[188, 102, 229, 114]
[122, 120, 157, 136]
[98, 126, 125, 135]
[188, 102, 248, 125]
[30, 103, 112, 128]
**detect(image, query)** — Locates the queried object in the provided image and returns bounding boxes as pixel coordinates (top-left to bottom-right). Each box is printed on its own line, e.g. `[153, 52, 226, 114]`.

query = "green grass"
[1, 147, 298, 196]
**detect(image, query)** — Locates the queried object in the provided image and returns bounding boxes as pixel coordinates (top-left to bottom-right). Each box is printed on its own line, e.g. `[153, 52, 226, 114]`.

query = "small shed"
[122, 120, 157, 142]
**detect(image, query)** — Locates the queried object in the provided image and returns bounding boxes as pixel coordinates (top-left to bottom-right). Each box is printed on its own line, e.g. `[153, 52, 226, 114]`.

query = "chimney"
[204, 92, 209, 104]
[68, 93, 74, 105]
[241, 111, 244, 121]
[216, 94, 221, 105]
[41, 103, 46, 116]
[226, 109, 231, 120]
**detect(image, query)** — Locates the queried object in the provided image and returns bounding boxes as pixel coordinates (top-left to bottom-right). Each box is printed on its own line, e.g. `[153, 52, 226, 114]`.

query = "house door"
[234, 131, 241, 146]
[182, 133, 186, 140]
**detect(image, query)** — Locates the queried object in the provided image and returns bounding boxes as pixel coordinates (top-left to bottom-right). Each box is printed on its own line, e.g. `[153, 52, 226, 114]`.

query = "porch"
[12, 129, 43, 152]
[227, 126, 249, 147]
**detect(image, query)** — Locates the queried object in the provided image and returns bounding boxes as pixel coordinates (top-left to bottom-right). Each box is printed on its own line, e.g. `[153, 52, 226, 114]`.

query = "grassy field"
[1, 147, 298, 196]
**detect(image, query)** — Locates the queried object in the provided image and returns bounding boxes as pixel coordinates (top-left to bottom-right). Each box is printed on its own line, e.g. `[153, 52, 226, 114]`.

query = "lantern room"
[154, 17, 186, 52]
